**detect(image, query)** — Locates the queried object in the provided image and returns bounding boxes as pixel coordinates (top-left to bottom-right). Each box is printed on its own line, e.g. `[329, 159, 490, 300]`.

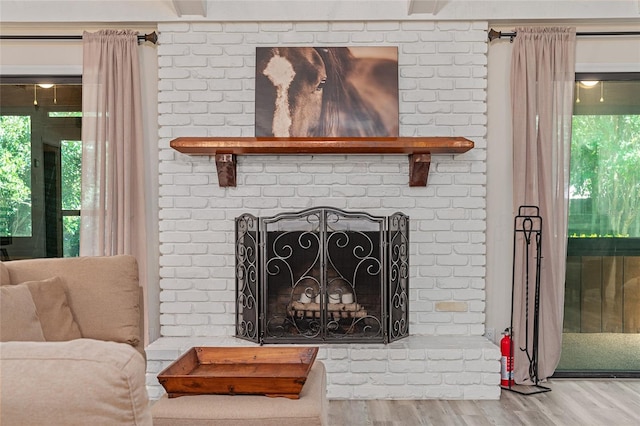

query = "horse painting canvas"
[255, 46, 399, 137]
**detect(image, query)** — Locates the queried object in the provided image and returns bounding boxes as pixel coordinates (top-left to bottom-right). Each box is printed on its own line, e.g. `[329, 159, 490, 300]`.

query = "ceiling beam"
[172, 0, 207, 17]
[408, 0, 449, 15]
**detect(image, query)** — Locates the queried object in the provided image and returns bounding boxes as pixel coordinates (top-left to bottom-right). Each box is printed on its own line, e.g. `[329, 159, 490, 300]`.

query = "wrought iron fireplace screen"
[235, 207, 409, 344]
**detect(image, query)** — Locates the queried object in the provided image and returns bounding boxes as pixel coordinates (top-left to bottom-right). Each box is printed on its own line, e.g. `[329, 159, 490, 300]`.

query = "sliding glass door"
[557, 73, 640, 377]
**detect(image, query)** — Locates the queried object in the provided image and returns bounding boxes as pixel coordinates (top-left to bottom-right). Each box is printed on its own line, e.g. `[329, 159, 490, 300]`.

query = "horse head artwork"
[255, 47, 399, 137]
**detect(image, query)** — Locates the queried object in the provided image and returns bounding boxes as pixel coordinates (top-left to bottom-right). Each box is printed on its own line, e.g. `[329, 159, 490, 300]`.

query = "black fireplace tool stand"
[503, 206, 551, 396]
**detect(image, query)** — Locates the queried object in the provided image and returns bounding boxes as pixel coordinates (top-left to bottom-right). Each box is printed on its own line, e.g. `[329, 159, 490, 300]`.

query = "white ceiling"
[167, 0, 640, 20]
[174, 0, 446, 19]
[0, 0, 638, 23]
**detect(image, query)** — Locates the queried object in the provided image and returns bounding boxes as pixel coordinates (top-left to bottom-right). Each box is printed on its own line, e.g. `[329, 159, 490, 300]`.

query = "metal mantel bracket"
[215, 154, 236, 187]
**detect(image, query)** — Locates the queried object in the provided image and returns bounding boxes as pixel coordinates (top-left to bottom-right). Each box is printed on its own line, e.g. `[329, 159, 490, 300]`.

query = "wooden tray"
[157, 346, 318, 399]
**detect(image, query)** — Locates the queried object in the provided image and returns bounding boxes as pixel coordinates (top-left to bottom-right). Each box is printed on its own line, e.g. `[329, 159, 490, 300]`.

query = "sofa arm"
[0, 339, 152, 426]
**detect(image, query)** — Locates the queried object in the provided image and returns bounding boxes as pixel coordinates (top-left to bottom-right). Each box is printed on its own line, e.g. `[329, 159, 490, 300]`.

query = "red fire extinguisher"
[500, 328, 514, 387]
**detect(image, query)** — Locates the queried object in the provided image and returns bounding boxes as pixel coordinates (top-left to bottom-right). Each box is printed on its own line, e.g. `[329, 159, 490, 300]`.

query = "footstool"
[152, 360, 327, 426]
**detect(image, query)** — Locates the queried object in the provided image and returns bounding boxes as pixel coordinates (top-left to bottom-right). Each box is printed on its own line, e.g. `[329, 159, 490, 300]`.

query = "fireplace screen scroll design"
[235, 207, 409, 344]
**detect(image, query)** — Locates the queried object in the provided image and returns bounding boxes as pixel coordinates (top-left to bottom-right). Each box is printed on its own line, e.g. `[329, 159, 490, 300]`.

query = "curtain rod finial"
[141, 32, 158, 45]
[488, 29, 501, 42]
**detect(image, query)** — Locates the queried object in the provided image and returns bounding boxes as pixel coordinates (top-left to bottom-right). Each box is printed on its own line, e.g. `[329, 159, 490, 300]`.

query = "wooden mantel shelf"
[170, 137, 474, 187]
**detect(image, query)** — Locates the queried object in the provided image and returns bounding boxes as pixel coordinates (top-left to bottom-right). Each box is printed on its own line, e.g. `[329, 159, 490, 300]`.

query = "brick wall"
[147, 20, 500, 400]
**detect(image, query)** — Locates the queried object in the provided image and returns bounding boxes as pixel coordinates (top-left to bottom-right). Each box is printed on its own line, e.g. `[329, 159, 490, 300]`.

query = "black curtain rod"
[0, 31, 157, 45]
[488, 28, 640, 42]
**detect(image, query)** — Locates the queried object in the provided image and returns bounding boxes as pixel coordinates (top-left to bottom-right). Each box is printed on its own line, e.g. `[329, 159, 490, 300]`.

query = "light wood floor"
[328, 380, 640, 426]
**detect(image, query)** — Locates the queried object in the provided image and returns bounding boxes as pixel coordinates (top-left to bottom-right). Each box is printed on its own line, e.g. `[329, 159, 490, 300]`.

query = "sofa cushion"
[21, 276, 83, 341]
[0, 339, 152, 425]
[4, 255, 141, 348]
[151, 361, 328, 426]
[0, 261, 9, 285]
[0, 284, 46, 342]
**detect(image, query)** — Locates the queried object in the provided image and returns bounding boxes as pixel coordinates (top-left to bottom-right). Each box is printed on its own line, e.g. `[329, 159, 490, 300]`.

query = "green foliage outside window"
[0, 116, 32, 237]
[1, 116, 82, 256]
[61, 140, 82, 256]
[569, 115, 640, 238]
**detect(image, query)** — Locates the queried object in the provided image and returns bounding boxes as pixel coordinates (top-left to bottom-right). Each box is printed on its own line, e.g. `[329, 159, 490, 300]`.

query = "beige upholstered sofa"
[0, 255, 152, 425]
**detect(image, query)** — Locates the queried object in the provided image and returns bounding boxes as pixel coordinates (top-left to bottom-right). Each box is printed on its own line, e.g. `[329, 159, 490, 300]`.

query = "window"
[569, 74, 640, 239]
[61, 138, 82, 257]
[0, 77, 82, 259]
[0, 114, 32, 238]
[558, 73, 640, 376]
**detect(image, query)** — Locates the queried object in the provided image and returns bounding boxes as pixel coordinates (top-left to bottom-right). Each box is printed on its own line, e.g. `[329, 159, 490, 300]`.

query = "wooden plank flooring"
[328, 380, 640, 425]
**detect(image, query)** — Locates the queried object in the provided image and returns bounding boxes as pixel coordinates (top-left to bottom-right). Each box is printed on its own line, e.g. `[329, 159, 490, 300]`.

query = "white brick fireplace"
[146, 20, 500, 400]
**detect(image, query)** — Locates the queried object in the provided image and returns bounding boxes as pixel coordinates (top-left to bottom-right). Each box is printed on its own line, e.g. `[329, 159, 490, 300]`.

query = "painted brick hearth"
[146, 20, 500, 400]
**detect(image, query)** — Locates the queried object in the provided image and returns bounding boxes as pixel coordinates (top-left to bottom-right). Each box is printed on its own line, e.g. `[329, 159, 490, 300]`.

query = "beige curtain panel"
[80, 30, 147, 288]
[510, 27, 576, 383]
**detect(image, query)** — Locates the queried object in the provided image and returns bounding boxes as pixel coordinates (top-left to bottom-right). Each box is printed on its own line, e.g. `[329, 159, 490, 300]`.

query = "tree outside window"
[0, 115, 32, 237]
